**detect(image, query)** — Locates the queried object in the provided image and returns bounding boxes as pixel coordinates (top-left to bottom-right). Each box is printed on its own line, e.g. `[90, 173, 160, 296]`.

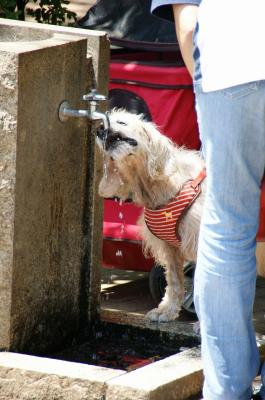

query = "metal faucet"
[58, 89, 109, 130]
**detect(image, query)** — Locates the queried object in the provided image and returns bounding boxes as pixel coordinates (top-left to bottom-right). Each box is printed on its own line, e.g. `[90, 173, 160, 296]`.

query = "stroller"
[79, 0, 265, 313]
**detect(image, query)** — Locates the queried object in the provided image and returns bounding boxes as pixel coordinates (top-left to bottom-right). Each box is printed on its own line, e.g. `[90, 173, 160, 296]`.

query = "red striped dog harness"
[144, 169, 206, 247]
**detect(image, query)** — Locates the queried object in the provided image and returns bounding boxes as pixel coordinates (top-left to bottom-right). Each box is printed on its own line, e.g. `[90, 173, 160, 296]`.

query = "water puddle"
[47, 322, 199, 372]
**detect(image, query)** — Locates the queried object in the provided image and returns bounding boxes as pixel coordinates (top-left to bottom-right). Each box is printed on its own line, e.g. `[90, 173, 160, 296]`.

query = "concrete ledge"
[101, 309, 200, 340]
[0, 352, 125, 400]
[0, 349, 203, 400]
[106, 348, 202, 400]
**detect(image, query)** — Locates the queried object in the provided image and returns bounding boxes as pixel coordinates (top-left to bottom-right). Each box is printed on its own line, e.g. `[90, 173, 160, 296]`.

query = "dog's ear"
[142, 123, 171, 180]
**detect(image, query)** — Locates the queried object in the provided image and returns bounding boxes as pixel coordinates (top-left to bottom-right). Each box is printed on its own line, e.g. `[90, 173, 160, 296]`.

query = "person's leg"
[194, 80, 265, 400]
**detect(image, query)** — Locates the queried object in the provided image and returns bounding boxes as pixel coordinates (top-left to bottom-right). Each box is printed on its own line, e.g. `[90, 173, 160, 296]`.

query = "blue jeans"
[194, 80, 265, 400]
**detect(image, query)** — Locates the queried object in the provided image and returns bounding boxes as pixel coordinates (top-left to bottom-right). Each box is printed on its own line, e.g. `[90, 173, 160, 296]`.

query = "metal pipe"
[58, 101, 110, 131]
[58, 101, 89, 121]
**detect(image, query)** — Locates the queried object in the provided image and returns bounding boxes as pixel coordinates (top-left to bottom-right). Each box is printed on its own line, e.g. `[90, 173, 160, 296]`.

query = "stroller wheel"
[148, 264, 166, 304]
[182, 262, 196, 315]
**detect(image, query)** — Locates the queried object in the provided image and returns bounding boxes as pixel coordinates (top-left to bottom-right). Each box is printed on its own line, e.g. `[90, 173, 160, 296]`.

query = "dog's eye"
[116, 120, 127, 126]
[108, 133, 122, 144]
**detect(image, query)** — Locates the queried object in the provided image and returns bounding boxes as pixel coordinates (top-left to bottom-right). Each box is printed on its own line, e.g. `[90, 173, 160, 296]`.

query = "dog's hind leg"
[146, 253, 185, 323]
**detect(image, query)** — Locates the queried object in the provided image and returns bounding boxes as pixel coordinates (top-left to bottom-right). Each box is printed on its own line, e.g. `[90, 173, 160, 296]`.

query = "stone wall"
[0, 50, 18, 349]
[0, 19, 109, 353]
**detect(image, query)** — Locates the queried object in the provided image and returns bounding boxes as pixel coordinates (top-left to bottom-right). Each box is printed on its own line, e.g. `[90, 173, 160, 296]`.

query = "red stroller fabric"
[109, 60, 200, 149]
[102, 199, 153, 271]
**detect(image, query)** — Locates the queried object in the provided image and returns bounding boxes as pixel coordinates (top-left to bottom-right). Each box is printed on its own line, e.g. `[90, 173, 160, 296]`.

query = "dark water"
[48, 321, 199, 371]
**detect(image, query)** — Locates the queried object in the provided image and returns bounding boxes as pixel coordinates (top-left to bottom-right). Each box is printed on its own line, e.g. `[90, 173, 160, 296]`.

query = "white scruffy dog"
[97, 110, 206, 322]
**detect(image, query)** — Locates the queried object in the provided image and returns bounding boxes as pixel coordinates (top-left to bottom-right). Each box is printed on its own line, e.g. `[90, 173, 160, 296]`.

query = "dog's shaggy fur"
[97, 109, 206, 322]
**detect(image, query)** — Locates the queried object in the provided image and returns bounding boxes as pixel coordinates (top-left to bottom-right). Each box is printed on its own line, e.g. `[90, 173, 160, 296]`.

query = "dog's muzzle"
[96, 126, 138, 151]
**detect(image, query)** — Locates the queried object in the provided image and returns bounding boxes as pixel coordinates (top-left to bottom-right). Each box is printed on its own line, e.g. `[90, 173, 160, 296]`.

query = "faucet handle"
[83, 89, 107, 103]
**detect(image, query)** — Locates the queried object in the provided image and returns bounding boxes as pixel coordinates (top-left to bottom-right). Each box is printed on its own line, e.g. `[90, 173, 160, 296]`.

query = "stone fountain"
[0, 18, 109, 353]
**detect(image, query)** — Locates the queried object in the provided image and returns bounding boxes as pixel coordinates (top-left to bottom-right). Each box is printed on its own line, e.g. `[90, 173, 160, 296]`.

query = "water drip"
[102, 129, 109, 179]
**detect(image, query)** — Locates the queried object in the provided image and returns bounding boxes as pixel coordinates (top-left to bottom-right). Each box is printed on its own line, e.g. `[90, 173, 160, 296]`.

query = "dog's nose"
[97, 126, 108, 141]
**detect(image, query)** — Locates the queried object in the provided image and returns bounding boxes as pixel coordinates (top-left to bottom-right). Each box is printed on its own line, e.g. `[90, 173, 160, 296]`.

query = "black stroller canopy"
[78, 0, 178, 49]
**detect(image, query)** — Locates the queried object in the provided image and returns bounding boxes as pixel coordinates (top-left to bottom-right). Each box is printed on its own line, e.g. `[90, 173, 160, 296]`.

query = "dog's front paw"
[145, 308, 161, 322]
[157, 309, 180, 322]
[145, 307, 180, 322]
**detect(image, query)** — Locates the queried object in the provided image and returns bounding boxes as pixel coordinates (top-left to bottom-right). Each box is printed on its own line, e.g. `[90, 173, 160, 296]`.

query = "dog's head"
[97, 109, 171, 167]
[96, 109, 143, 160]
[96, 109, 172, 202]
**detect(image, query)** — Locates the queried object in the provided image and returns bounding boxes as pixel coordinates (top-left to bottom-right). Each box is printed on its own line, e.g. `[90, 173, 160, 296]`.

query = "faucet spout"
[91, 111, 110, 131]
